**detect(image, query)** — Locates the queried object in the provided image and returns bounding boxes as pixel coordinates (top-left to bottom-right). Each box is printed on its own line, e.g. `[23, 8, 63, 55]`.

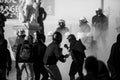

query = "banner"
[0, 0, 19, 19]
[0, 0, 55, 19]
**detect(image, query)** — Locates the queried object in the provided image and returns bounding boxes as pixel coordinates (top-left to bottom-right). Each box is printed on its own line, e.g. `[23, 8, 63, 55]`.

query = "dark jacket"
[83, 73, 99, 80]
[33, 41, 46, 64]
[70, 39, 86, 62]
[37, 7, 47, 22]
[0, 12, 6, 27]
[44, 41, 64, 65]
[107, 43, 120, 80]
[0, 39, 11, 71]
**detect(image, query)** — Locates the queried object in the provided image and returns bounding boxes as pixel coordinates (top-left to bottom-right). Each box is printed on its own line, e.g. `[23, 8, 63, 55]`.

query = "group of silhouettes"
[0, 6, 120, 80]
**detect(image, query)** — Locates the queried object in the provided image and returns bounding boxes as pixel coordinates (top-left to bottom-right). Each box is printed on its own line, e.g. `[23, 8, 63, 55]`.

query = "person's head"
[98, 60, 110, 79]
[33, 31, 46, 43]
[116, 33, 120, 44]
[96, 8, 103, 16]
[79, 17, 88, 25]
[36, 0, 42, 6]
[52, 31, 62, 44]
[67, 34, 76, 43]
[58, 19, 66, 28]
[17, 29, 26, 37]
[85, 56, 98, 75]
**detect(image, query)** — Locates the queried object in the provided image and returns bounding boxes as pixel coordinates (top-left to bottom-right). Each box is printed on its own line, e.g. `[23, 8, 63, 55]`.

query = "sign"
[0, 0, 19, 19]
[0, 0, 55, 19]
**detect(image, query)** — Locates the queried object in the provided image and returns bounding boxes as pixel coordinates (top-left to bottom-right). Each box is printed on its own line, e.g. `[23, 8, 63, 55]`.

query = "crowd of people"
[0, 1, 120, 80]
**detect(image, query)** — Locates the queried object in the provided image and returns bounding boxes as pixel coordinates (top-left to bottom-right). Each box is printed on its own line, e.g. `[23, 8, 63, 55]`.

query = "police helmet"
[52, 31, 62, 44]
[58, 19, 65, 26]
[79, 17, 88, 24]
[96, 8, 103, 13]
[117, 33, 120, 43]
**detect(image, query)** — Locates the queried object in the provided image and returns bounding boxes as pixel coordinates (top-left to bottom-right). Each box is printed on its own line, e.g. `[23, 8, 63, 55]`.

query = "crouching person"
[43, 32, 68, 80]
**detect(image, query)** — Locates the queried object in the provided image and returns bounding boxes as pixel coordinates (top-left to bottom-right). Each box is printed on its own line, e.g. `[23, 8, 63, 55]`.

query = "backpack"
[19, 43, 31, 60]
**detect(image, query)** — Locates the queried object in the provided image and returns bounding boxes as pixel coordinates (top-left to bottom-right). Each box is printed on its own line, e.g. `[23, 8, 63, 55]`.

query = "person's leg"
[23, 63, 29, 80]
[69, 61, 78, 80]
[77, 62, 84, 80]
[16, 63, 24, 80]
[48, 65, 62, 80]
[28, 63, 34, 80]
[33, 64, 41, 80]
[40, 65, 49, 80]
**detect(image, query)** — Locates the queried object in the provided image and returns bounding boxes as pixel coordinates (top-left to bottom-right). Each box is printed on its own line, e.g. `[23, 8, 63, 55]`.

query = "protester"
[0, 33, 12, 80]
[66, 34, 86, 80]
[107, 33, 120, 80]
[43, 32, 68, 80]
[33, 31, 49, 80]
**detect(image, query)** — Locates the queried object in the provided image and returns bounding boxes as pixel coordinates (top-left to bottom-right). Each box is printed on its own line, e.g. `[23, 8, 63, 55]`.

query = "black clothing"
[43, 41, 65, 80]
[33, 41, 48, 80]
[70, 40, 86, 62]
[33, 64, 48, 80]
[33, 41, 46, 64]
[107, 42, 120, 80]
[92, 14, 108, 30]
[69, 61, 84, 80]
[44, 41, 65, 65]
[98, 60, 111, 80]
[37, 7, 46, 21]
[0, 39, 12, 80]
[37, 7, 47, 34]
[83, 56, 99, 80]
[0, 12, 6, 27]
[92, 14, 107, 24]
[83, 73, 99, 80]
[69, 39, 86, 80]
